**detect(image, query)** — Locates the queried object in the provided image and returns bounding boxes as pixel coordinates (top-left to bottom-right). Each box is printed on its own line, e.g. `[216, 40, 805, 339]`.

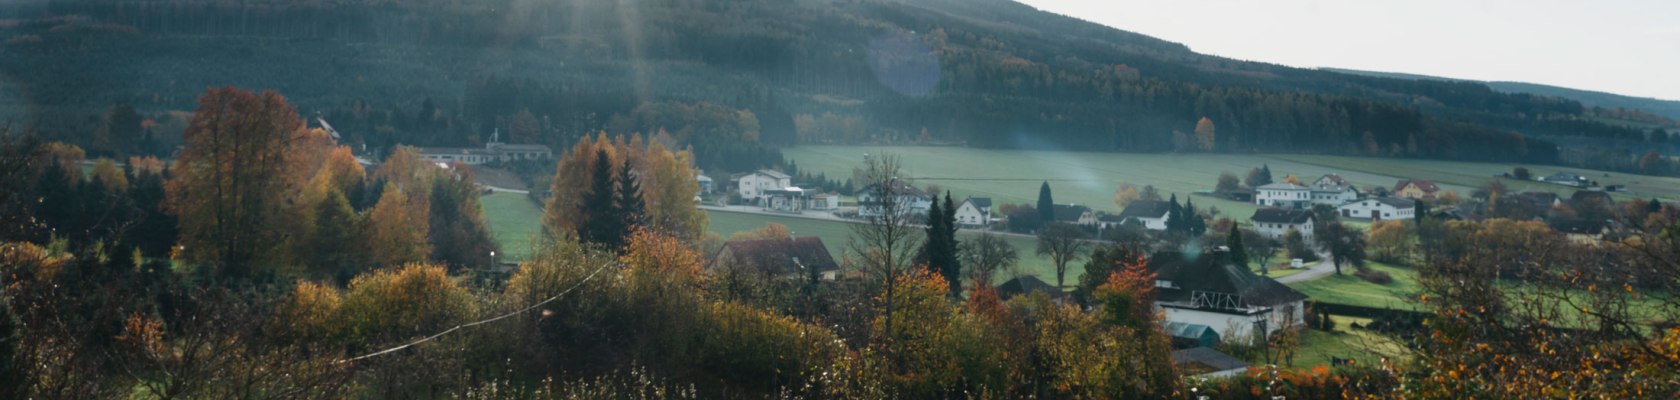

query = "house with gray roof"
[1147, 248, 1309, 343]
[1337, 197, 1417, 221]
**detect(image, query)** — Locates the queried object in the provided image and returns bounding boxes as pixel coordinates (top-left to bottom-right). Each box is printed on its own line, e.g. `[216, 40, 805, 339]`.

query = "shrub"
[1355, 269, 1393, 285]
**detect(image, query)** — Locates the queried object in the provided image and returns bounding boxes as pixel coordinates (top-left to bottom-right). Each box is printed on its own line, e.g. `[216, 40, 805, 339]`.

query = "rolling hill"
[0, 0, 1672, 174]
[1322, 68, 1680, 122]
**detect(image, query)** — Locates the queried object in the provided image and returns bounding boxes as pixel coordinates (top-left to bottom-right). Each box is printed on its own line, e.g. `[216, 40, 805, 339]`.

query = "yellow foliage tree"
[1113, 183, 1140, 208]
[364, 183, 430, 267]
[543, 133, 706, 241]
[728, 223, 791, 242]
[1194, 116, 1216, 151]
[89, 158, 127, 193]
[340, 263, 474, 345]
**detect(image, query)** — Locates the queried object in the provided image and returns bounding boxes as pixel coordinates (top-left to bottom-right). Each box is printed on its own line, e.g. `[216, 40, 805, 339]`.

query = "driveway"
[1274, 257, 1335, 284]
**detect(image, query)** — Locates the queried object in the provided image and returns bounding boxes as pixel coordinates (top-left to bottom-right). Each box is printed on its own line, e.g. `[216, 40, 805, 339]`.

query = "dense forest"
[0, 0, 1675, 174]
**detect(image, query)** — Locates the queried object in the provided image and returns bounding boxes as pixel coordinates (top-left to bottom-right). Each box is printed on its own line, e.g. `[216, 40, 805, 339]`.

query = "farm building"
[1337, 197, 1416, 221]
[1147, 248, 1308, 343]
[1250, 208, 1315, 242]
[1308, 174, 1359, 205]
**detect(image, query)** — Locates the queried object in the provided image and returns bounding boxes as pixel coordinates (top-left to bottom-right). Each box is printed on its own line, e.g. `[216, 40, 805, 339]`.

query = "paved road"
[1274, 258, 1335, 284]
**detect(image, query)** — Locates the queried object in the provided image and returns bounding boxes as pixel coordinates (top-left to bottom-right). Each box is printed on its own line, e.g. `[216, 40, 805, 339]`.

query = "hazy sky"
[1016, 0, 1680, 101]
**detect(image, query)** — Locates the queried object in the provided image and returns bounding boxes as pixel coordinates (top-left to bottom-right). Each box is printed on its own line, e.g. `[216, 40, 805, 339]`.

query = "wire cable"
[336, 261, 615, 364]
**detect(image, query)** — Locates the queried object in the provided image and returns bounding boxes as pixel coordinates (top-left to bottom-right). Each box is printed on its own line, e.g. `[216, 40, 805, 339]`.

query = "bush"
[1354, 269, 1393, 285]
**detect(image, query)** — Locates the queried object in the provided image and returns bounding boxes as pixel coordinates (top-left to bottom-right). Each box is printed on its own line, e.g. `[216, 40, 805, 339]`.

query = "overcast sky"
[1016, 0, 1680, 101]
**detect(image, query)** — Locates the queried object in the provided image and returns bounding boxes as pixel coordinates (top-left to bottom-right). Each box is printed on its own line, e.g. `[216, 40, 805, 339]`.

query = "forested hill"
[1, 0, 1674, 174]
[1323, 68, 1680, 124]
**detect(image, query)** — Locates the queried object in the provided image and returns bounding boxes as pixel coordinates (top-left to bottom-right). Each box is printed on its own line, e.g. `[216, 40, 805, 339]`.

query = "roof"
[1365, 197, 1417, 209]
[996, 275, 1064, 300]
[1118, 200, 1173, 219]
[1249, 208, 1314, 224]
[419, 147, 496, 156]
[1513, 191, 1561, 206]
[754, 169, 791, 179]
[1171, 347, 1250, 374]
[1550, 219, 1608, 235]
[1163, 322, 1219, 341]
[962, 197, 993, 208]
[710, 237, 839, 275]
[1146, 250, 1308, 308]
[1314, 174, 1351, 188]
[1545, 171, 1586, 180]
[1570, 190, 1612, 204]
[696, 174, 713, 182]
[489, 143, 552, 152]
[1052, 204, 1091, 222]
[1257, 182, 1309, 191]
[1393, 179, 1440, 193]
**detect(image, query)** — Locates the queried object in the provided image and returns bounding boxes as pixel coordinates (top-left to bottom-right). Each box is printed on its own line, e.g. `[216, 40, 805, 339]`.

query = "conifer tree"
[921, 193, 962, 297]
[578, 150, 626, 250]
[1037, 181, 1055, 226]
[615, 158, 645, 230]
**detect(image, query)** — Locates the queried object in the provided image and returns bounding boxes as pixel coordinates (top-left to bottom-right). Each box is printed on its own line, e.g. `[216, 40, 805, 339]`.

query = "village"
[675, 156, 1656, 375]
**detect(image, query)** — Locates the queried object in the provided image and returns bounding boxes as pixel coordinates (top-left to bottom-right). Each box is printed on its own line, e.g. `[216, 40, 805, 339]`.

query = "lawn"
[1291, 315, 1410, 369]
[481, 192, 544, 263]
[1287, 261, 1424, 310]
[705, 210, 1083, 286]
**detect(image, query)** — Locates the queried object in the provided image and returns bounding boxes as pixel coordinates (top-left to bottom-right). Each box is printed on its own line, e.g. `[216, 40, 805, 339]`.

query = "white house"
[1338, 197, 1416, 221]
[696, 171, 714, 194]
[1148, 248, 1308, 343]
[856, 180, 933, 218]
[736, 169, 792, 202]
[1052, 204, 1098, 225]
[1112, 200, 1173, 230]
[954, 197, 993, 227]
[1308, 174, 1359, 206]
[1254, 183, 1312, 210]
[1250, 208, 1315, 243]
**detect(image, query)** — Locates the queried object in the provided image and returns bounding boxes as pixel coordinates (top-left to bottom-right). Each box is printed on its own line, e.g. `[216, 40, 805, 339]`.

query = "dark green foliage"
[1316, 223, 1367, 275]
[578, 150, 626, 250]
[1284, 229, 1318, 263]
[124, 168, 179, 257]
[1036, 181, 1055, 226]
[427, 171, 498, 271]
[309, 189, 363, 276]
[920, 193, 962, 297]
[615, 159, 645, 230]
[1226, 229, 1249, 268]
[0, 296, 22, 400]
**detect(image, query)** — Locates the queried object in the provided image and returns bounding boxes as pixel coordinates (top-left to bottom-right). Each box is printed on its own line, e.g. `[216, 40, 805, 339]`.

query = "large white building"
[1250, 208, 1315, 243]
[1148, 249, 1308, 343]
[1308, 174, 1359, 206]
[419, 140, 552, 165]
[1337, 197, 1416, 221]
[1255, 183, 1312, 210]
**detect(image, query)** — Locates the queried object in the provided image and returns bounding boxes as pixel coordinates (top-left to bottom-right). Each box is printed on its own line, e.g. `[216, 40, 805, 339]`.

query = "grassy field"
[1278, 154, 1680, 202]
[1288, 262, 1424, 310]
[706, 210, 1080, 286]
[1292, 315, 1410, 368]
[783, 146, 1680, 225]
[481, 192, 544, 262]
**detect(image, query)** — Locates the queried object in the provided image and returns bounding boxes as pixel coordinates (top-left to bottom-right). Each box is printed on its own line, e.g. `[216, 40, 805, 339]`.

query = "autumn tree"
[1037, 223, 1089, 289]
[166, 87, 314, 277]
[847, 153, 922, 349]
[1075, 244, 1143, 305]
[958, 233, 1017, 289]
[89, 158, 127, 193]
[1194, 116, 1216, 151]
[1112, 183, 1140, 208]
[364, 183, 430, 267]
[544, 133, 706, 243]
[1366, 220, 1414, 264]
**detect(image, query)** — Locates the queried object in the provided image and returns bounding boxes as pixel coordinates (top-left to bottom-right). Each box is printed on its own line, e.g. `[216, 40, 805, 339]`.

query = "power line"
[336, 261, 616, 365]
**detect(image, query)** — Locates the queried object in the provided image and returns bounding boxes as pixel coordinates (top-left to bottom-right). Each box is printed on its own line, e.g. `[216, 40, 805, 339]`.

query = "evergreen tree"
[1184, 198, 1206, 236]
[1037, 181, 1055, 225]
[615, 158, 645, 230]
[1165, 194, 1185, 234]
[1259, 164, 1274, 186]
[1649, 198, 1664, 214]
[920, 193, 962, 297]
[578, 150, 627, 250]
[1226, 229, 1249, 269]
